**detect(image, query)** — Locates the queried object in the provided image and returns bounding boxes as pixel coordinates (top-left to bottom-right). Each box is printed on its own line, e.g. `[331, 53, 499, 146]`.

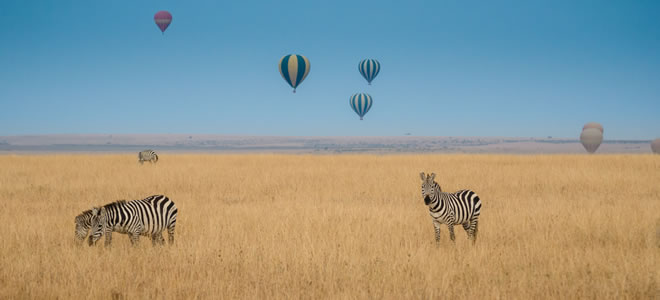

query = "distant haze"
[0, 134, 653, 154]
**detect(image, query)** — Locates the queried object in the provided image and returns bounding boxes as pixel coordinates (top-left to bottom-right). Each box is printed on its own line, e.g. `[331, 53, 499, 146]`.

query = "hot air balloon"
[359, 59, 381, 85]
[154, 11, 172, 34]
[279, 54, 310, 93]
[350, 93, 373, 120]
[651, 138, 660, 154]
[580, 128, 603, 153]
[582, 122, 603, 134]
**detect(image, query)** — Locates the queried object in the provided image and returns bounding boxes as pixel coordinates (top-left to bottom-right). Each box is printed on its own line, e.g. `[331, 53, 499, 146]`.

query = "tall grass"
[0, 154, 657, 299]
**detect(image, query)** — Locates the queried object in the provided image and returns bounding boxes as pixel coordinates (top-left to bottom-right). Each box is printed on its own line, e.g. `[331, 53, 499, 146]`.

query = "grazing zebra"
[420, 172, 482, 244]
[138, 149, 159, 164]
[75, 207, 169, 245]
[74, 209, 95, 243]
[88, 195, 178, 247]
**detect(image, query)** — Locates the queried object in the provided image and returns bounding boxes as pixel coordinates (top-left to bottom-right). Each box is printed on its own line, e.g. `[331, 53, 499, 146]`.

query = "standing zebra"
[138, 149, 159, 164]
[88, 195, 178, 247]
[420, 172, 482, 244]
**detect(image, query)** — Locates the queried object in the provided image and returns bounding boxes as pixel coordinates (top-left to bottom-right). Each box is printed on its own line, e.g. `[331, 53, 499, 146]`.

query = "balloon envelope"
[651, 138, 660, 154]
[359, 59, 381, 85]
[580, 128, 603, 153]
[350, 93, 373, 120]
[279, 54, 310, 93]
[582, 122, 603, 134]
[154, 11, 172, 33]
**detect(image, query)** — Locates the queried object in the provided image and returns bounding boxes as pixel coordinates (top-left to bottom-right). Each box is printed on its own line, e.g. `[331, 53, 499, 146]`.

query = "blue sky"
[1, 0, 658, 139]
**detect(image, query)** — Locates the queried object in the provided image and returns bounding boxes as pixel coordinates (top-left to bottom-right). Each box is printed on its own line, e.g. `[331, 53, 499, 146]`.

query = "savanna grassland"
[0, 154, 658, 299]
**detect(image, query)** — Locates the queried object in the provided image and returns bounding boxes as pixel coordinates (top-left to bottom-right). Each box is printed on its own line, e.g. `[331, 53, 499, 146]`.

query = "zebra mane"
[103, 200, 127, 210]
[433, 181, 443, 192]
[79, 209, 93, 217]
[75, 209, 93, 223]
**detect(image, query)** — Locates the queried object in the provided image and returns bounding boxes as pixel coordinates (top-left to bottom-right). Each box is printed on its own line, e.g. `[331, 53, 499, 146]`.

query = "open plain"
[0, 154, 658, 299]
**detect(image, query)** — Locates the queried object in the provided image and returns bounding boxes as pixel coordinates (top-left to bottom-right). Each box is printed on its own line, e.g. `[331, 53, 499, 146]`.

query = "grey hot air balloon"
[580, 128, 603, 153]
[651, 138, 660, 154]
[582, 122, 604, 134]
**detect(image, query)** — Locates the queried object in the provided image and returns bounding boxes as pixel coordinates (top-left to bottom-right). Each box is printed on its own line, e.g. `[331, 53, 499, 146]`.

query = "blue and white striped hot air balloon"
[350, 93, 373, 120]
[279, 54, 310, 93]
[358, 59, 380, 85]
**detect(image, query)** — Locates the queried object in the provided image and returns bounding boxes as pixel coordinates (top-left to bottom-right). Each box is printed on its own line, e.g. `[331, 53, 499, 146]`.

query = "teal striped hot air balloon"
[359, 59, 380, 85]
[279, 54, 310, 93]
[350, 93, 373, 120]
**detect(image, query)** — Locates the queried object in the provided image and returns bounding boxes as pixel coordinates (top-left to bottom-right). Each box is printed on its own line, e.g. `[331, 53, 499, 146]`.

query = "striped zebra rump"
[448, 190, 481, 224]
[131, 195, 178, 236]
[138, 149, 159, 164]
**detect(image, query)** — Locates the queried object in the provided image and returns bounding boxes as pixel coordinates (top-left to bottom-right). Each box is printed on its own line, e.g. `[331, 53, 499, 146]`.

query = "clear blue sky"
[1, 0, 658, 139]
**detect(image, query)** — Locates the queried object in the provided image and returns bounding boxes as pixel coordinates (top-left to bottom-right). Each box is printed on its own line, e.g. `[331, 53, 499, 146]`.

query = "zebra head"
[420, 172, 440, 205]
[88, 207, 107, 246]
[74, 209, 93, 244]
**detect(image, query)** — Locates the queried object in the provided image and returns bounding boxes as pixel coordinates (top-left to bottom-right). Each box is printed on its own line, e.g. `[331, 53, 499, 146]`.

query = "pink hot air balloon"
[154, 11, 172, 34]
[651, 138, 660, 154]
[580, 128, 603, 154]
[582, 122, 603, 134]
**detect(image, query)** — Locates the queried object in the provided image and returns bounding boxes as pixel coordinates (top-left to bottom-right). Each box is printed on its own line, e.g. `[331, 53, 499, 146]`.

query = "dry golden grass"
[0, 154, 658, 299]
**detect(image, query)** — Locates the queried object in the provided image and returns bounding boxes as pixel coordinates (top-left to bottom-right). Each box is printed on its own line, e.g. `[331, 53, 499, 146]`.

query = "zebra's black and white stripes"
[74, 209, 95, 243]
[420, 172, 481, 244]
[88, 195, 177, 246]
[138, 149, 159, 164]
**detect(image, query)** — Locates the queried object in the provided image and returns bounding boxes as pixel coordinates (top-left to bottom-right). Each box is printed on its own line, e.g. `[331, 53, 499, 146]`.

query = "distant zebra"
[88, 195, 177, 246]
[420, 172, 482, 244]
[138, 149, 159, 164]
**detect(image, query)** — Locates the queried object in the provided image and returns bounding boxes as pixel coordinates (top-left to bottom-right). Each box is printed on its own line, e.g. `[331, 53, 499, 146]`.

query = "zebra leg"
[152, 233, 165, 246]
[469, 219, 479, 244]
[447, 224, 456, 242]
[167, 222, 176, 245]
[462, 223, 471, 239]
[104, 230, 113, 247]
[433, 221, 442, 243]
[129, 232, 140, 246]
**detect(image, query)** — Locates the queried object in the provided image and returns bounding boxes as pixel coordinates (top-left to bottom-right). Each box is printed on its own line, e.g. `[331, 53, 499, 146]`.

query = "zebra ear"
[430, 173, 436, 181]
[419, 172, 426, 181]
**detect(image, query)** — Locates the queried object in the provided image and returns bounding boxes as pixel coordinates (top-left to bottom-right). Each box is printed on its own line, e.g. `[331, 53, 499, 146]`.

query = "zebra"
[88, 195, 178, 247]
[75, 206, 170, 245]
[420, 172, 482, 244]
[138, 149, 159, 164]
